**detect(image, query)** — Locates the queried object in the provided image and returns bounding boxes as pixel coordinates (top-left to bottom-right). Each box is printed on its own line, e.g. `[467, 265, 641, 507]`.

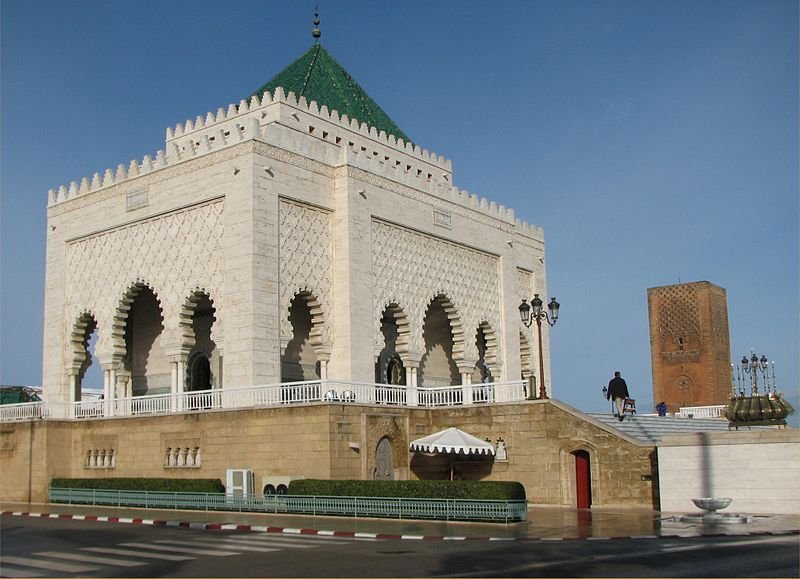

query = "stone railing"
[676, 405, 727, 419]
[0, 380, 528, 423]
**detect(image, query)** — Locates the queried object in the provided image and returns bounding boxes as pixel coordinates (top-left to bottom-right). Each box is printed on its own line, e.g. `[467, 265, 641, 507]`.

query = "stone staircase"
[587, 413, 740, 444]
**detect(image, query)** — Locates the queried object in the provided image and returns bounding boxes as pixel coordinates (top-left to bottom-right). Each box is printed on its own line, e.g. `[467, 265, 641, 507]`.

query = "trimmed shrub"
[50, 478, 224, 493]
[288, 479, 526, 501]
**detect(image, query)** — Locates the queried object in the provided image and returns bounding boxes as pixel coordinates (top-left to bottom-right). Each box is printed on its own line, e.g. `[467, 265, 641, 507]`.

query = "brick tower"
[647, 281, 732, 413]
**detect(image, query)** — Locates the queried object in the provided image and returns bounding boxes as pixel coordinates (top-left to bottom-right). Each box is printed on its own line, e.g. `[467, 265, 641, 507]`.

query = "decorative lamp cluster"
[518, 294, 561, 400]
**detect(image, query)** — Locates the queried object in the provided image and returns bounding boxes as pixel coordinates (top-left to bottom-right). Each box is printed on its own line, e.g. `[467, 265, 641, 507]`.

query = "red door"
[574, 451, 592, 508]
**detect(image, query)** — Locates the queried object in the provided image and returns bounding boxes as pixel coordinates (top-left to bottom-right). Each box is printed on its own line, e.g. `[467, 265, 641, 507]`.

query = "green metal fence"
[49, 487, 527, 523]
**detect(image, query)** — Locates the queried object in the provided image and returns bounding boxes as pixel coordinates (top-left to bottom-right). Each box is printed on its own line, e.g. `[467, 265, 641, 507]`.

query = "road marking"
[83, 546, 195, 561]
[154, 539, 280, 553]
[120, 541, 238, 556]
[34, 550, 147, 567]
[1, 555, 100, 573]
[238, 534, 351, 545]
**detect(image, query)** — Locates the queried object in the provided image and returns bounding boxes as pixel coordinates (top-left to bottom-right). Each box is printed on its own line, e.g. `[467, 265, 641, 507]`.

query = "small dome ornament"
[312, 8, 321, 41]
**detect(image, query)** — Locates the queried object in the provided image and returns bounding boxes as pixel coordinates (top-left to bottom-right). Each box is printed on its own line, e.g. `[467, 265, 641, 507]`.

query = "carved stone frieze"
[371, 219, 501, 361]
[365, 414, 406, 480]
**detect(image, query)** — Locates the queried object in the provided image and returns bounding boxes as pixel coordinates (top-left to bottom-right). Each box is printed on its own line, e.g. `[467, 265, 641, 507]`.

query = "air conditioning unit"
[261, 474, 303, 495]
[226, 468, 254, 498]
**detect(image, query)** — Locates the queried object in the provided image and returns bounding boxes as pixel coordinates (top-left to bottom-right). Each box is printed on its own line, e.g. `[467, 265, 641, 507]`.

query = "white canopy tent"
[409, 427, 495, 480]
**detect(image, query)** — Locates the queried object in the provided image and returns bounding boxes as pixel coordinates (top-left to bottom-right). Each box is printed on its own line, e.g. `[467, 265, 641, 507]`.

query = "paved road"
[2, 516, 798, 577]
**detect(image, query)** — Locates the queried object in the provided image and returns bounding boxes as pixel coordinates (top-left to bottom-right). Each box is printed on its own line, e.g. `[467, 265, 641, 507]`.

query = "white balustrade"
[0, 379, 527, 422]
[677, 405, 727, 419]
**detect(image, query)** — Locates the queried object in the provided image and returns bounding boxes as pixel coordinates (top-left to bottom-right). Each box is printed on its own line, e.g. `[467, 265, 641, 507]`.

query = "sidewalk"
[2, 501, 798, 541]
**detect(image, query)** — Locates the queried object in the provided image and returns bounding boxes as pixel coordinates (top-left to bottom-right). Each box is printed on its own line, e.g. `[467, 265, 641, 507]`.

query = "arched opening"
[122, 285, 167, 396]
[184, 292, 217, 391]
[375, 304, 409, 384]
[419, 296, 460, 387]
[281, 293, 320, 382]
[70, 313, 102, 400]
[374, 437, 394, 480]
[472, 326, 493, 384]
[188, 352, 211, 392]
[573, 450, 592, 508]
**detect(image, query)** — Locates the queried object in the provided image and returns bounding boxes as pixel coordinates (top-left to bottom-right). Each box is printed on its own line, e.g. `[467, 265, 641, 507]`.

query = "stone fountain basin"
[692, 497, 732, 512]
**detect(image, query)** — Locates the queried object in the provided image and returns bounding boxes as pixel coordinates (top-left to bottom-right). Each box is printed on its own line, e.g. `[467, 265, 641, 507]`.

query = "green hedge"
[288, 479, 526, 501]
[51, 478, 224, 493]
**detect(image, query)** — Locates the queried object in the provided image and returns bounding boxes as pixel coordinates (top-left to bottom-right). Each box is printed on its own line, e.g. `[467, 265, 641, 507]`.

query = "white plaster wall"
[657, 430, 800, 515]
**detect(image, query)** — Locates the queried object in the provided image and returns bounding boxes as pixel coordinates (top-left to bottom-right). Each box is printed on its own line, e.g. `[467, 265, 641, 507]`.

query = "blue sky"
[1, 0, 797, 421]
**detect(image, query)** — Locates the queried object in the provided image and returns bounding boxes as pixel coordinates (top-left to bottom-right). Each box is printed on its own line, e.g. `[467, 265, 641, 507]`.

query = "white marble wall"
[43, 90, 549, 399]
[657, 430, 800, 515]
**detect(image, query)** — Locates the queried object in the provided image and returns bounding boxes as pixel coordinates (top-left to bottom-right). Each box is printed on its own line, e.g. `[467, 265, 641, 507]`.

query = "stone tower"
[647, 281, 731, 413]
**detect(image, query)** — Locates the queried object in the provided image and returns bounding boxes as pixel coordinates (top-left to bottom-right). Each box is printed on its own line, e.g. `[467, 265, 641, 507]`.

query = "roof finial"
[312, 6, 321, 42]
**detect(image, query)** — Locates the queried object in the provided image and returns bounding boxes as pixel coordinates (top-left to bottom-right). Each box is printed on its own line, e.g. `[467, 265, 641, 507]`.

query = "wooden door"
[574, 450, 592, 508]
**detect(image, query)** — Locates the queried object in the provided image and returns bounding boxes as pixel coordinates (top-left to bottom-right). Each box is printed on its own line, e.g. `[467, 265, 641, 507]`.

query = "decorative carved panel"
[65, 200, 224, 357]
[371, 219, 501, 361]
[278, 200, 333, 345]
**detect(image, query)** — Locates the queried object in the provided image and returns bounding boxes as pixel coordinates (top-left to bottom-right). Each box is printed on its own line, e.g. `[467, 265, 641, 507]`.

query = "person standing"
[607, 371, 630, 421]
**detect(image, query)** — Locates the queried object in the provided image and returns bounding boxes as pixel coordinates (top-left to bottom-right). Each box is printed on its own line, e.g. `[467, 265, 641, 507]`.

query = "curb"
[3, 511, 798, 542]
[1, 511, 504, 541]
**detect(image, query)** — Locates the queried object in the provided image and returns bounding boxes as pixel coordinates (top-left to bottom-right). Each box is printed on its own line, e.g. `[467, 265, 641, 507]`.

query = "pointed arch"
[382, 303, 410, 355]
[376, 303, 411, 384]
[110, 280, 167, 396]
[285, 289, 329, 357]
[110, 280, 164, 359]
[281, 289, 328, 382]
[419, 294, 463, 387]
[68, 310, 100, 399]
[178, 288, 216, 350]
[426, 293, 465, 362]
[473, 321, 500, 382]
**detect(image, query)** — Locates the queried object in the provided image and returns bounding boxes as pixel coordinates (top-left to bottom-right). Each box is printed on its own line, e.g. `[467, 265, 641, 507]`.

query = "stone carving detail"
[278, 200, 333, 346]
[365, 415, 405, 480]
[85, 448, 116, 468]
[371, 219, 501, 362]
[65, 201, 224, 358]
[516, 268, 533, 302]
[656, 284, 700, 341]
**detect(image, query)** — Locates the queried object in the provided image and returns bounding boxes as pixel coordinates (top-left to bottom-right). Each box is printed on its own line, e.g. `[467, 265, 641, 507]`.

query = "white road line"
[168, 536, 318, 550]
[1, 555, 100, 573]
[34, 550, 147, 567]
[154, 539, 280, 553]
[120, 541, 238, 556]
[219, 536, 317, 548]
[83, 546, 195, 561]
[234, 534, 351, 545]
[0, 566, 43, 578]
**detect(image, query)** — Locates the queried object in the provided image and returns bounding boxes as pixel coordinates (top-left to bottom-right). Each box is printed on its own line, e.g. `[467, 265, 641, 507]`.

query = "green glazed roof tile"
[251, 44, 411, 143]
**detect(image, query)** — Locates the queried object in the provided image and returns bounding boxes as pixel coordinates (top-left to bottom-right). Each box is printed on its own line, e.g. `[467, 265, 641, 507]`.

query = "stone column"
[167, 349, 189, 412]
[459, 364, 474, 405]
[404, 356, 421, 407]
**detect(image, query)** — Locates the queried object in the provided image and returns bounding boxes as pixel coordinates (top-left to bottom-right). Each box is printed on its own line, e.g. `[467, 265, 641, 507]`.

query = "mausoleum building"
[43, 43, 548, 407]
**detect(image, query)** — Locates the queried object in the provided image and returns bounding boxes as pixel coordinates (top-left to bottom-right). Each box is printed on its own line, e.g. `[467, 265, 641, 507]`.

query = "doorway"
[573, 450, 592, 508]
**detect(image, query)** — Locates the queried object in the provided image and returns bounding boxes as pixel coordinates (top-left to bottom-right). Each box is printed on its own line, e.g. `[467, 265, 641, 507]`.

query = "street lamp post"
[519, 294, 560, 399]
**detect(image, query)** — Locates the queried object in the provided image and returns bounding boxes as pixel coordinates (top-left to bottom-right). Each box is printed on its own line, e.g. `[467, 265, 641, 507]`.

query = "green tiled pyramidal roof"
[251, 44, 411, 143]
